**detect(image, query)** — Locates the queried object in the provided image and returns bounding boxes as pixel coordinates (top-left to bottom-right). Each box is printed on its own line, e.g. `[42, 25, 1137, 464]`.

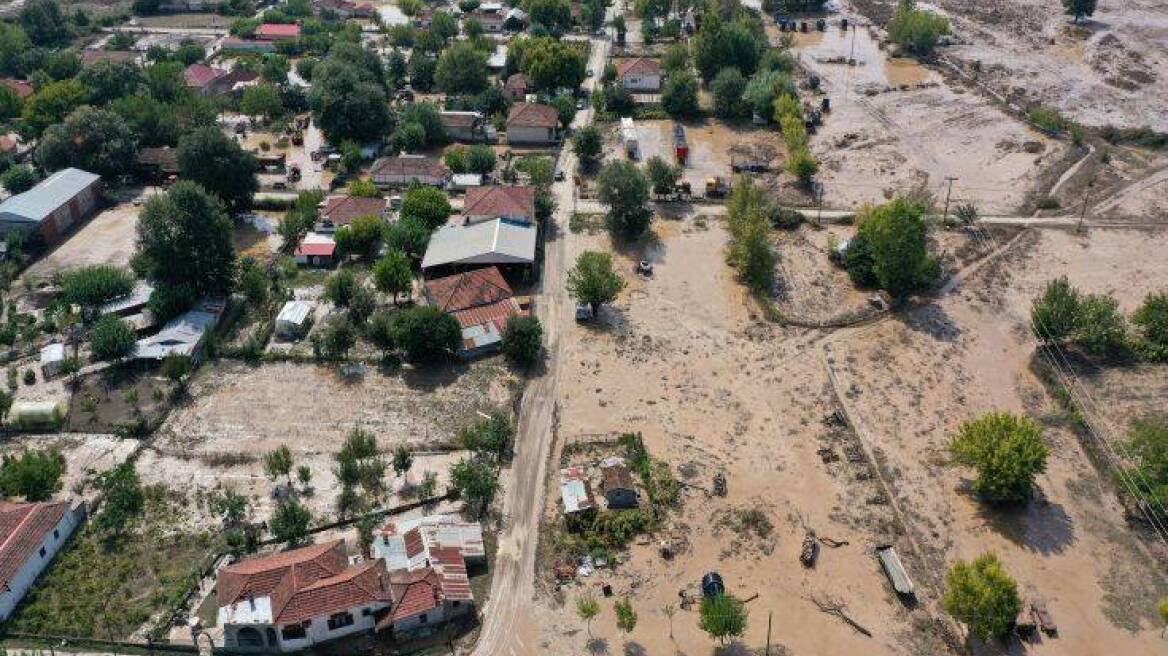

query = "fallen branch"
[804, 594, 872, 637]
[742, 593, 760, 604]
[818, 535, 849, 548]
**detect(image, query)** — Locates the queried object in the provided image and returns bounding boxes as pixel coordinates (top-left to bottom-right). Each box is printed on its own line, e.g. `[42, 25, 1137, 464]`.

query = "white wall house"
[616, 57, 664, 92]
[0, 501, 87, 621]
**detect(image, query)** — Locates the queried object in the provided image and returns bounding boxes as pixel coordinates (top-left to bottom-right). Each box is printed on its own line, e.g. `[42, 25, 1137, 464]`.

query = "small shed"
[621, 117, 638, 158]
[9, 401, 66, 430]
[275, 301, 314, 340]
[40, 343, 66, 378]
[559, 466, 596, 515]
[875, 545, 914, 595]
[450, 173, 485, 192]
[599, 458, 638, 509]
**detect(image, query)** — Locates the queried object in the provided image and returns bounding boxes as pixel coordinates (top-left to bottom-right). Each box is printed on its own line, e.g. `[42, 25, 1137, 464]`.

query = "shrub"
[1121, 416, 1168, 517]
[60, 265, 134, 309]
[1026, 107, 1067, 135]
[942, 553, 1021, 642]
[1030, 276, 1081, 344]
[1132, 292, 1168, 360]
[950, 412, 1048, 503]
[389, 306, 461, 361]
[502, 315, 542, 367]
[699, 594, 748, 644]
[0, 449, 66, 501]
[89, 315, 136, 361]
[887, 0, 950, 56]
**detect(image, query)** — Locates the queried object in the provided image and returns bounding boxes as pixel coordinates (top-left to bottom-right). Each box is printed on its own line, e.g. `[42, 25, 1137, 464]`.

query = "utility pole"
[766, 610, 773, 655]
[942, 176, 958, 223]
[816, 182, 824, 227]
[1078, 181, 1094, 233]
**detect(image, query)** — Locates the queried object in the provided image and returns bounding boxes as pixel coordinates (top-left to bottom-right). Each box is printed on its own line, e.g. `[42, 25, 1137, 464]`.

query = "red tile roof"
[0, 79, 34, 99]
[452, 297, 521, 332]
[0, 501, 72, 590]
[384, 569, 442, 624]
[256, 23, 301, 39]
[403, 528, 425, 559]
[320, 196, 387, 226]
[507, 102, 559, 129]
[463, 185, 535, 221]
[424, 267, 513, 313]
[217, 540, 391, 625]
[616, 57, 662, 79]
[504, 73, 529, 96]
[184, 63, 224, 89]
[429, 546, 473, 601]
[295, 241, 336, 257]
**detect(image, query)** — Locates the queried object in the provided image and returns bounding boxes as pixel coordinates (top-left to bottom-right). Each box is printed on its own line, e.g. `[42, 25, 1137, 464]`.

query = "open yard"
[18, 200, 142, 285]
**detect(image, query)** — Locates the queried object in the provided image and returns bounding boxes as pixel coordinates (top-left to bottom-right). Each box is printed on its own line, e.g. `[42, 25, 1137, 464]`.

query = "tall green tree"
[597, 160, 652, 239]
[566, 251, 626, 314]
[711, 67, 747, 119]
[1062, 0, 1097, 22]
[1030, 276, 1081, 344]
[373, 250, 413, 304]
[135, 181, 238, 296]
[662, 72, 700, 118]
[699, 594, 747, 644]
[36, 107, 138, 178]
[20, 0, 70, 47]
[177, 127, 259, 213]
[78, 60, 146, 104]
[0, 449, 66, 501]
[950, 412, 1048, 503]
[270, 498, 312, 546]
[309, 46, 392, 143]
[400, 184, 452, 229]
[435, 41, 489, 94]
[390, 306, 461, 361]
[89, 315, 136, 362]
[451, 457, 499, 518]
[1121, 416, 1168, 515]
[942, 553, 1021, 642]
[94, 462, 145, 534]
[855, 196, 935, 300]
[21, 79, 87, 135]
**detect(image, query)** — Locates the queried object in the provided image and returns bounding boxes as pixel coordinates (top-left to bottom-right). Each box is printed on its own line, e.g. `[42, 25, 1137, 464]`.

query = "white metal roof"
[40, 343, 65, 364]
[276, 300, 313, 326]
[559, 467, 594, 514]
[0, 168, 100, 224]
[135, 299, 225, 360]
[421, 218, 536, 269]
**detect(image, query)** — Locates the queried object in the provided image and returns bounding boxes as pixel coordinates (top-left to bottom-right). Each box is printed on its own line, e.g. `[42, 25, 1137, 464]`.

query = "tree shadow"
[899, 303, 962, 342]
[623, 641, 647, 656]
[400, 360, 470, 390]
[971, 487, 1076, 556]
[711, 642, 756, 656]
[587, 637, 610, 654]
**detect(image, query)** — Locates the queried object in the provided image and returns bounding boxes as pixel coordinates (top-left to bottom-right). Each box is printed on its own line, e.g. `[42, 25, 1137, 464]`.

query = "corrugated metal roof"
[421, 219, 536, 269]
[559, 467, 595, 514]
[277, 300, 313, 326]
[0, 168, 100, 224]
[876, 545, 914, 595]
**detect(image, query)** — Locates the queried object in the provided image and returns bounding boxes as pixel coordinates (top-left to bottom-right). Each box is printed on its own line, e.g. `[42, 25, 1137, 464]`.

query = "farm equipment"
[672, 122, 688, 165]
[621, 117, 638, 159]
[674, 181, 692, 200]
[705, 177, 730, 198]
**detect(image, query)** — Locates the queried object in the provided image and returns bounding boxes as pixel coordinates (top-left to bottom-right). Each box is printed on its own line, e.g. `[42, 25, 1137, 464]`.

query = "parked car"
[575, 303, 594, 322]
[554, 170, 566, 181]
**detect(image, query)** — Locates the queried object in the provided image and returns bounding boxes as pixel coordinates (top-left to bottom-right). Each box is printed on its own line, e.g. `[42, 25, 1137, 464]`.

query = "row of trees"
[725, 179, 778, 294]
[1031, 278, 1168, 360]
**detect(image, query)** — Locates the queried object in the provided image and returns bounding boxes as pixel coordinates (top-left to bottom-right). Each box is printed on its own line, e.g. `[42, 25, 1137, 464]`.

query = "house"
[412, 7, 435, 28]
[134, 298, 225, 363]
[40, 343, 66, 379]
[317, 0, 375, 19]
[466, 8, 505, 32]
[316, 195, 387, 233]
[217, 540, 392, 652]
[275, 300, 314, 340]
[504, 7, 527, 28]
[506, 103, 560, 145]
[438, 111, 488, 143]
[616, 58, 663, 91]
[0, 78, 34, 100]
[0, 168, 101, 246]
[294, 232, 337, 267]
[559, 467, 595, 515]
[599, 458, 638, 509]
[137, 146, 180, 176]
[503, 73, 530, 101]
[420, 219, 536, 273]
[221, 38, 277, 54]
[369, 155, 449, 188]
[369, 515, 480, 635]
[463, 185, 535, 225]
[423, 267, 525, 357]
[0, 501, 87, 621]
[184, 64, 258, 97]
[255, 23, 301, 41]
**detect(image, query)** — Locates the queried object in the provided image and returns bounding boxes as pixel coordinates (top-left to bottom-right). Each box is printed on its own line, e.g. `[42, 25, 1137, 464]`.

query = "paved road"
[470, 31, 611, 656]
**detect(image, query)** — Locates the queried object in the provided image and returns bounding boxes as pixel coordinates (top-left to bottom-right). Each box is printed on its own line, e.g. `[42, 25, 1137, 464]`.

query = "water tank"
[701, 572, 725, 598]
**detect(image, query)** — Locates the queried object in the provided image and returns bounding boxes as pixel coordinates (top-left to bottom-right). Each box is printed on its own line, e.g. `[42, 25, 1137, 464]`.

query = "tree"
[887, 0, 950, 55]
[1120, 416, 1168, 513]
[177, 127, 259, 213]
[94, 462, 145, 534]
[36, 107, 138, 178]
[335, 215, 384, 260]
[0, 86, 21, 122]
[0, 24, 32, 77]
[297, 465, 312, 490]
[373, 250, 413, 304]
[662, 72, 700, 118]
[400, 184, 452, 230]
[451, 457, 499, 517]
[264, 444, 294, 484]
[390, 306, 461, 361]
[409, 54, 436, 92]
[711, 68, 747, 119]
[1062, 0, 1096, 22]
[261, 54, 289, 84]
[512, 37, 586, 91]
[567, 251, 626, 315]
[645, 156, 681, 197]
[551, 95, 577, 130]
[78, 60, 145, 104]
[577, 594, 600, 637]
[699, 594, 747, 644]
[1075, 293, 1128, 356]
[855, 196, 934, 300]
[384, 215, 432, 261]
[1, 165, 39, 194]
[392, 122, 426, 153]
[693, 15, 764, 83]
[20, 0, 69, 47]
[148, 284, 196, 323]
[744, 70, 796, 122]
[398, 102, 448, 146]
[22, 79, 87, 135]
[436, 41, 489, 94]
[502, 315, 542, 367]
[240, 83, 284, 119]
[136, 181, 238, 295]
[573, 125, 602, 162]
[460, 411, 513, 461]
[59, 265, 135, 310]
[309, 50, 392, 144]
[1030, 276, 1080, 344]
[210, 488, 248, 526]
[444, 147, 468, 174]
[365, 310, 396, 355]
[347, 179, 380, 198]
[942, 553, 1021, 642]
[1133, 292, 1168, 359]
[89, 315, 136, 361]
[950, 412, 1048, 503]
[270, 498, 312, 546]
[788, 147, 819, 188]
[614, 597, 637, 633]
[662, 43, 690, 74]
[0, 449, 65, 501]
[527, 0, 571, 33]
[392, 445, 413, 479]
[466, 145, 497, 175]
[597, 160, 652, 239]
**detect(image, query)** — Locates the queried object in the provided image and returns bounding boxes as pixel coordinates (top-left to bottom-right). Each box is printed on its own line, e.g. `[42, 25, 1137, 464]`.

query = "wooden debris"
[800, 532, 820, 567]
[805, 594, 872, 637]
[818, 535, 849, 548]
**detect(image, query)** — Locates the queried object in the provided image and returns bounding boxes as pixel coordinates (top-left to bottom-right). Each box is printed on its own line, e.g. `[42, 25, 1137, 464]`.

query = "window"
[452, 600, 460, 608]
[418, 613, 427, 624]
[53, 529, 59, 540]
[39, 547, 46, 558]
[361, 608, 372, 617]
[281, 624, 306, 641]
[327, 612, 354, 631]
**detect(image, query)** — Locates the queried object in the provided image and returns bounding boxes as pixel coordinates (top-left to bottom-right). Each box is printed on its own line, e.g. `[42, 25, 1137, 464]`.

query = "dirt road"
[471, 32, 611, 656]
